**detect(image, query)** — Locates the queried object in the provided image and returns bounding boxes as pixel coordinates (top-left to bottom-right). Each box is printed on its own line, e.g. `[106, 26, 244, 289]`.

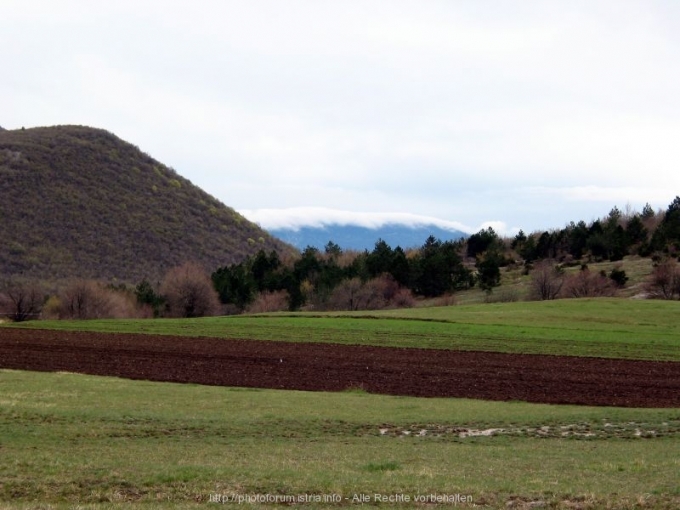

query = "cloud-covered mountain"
[241, 208, 474, 251]
[269, 224, 467, 251]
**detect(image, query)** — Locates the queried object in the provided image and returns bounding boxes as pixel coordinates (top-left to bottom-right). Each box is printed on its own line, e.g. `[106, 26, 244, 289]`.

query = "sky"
[2, 1, 680, 236]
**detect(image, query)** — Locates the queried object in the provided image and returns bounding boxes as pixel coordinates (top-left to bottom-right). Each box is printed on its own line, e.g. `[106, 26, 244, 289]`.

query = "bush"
[390, 288, 416, 308]
[563, 268, 617, 298]
[135, 279, 165, 317]
[246, 290, 290, 313]
[326, 274, 415, 311]
[41, 295, 62, 319]
[327, 278, 385, 311]
[609, 267, 629, 288]
[160, 262, 221, 317]
[645, 258, 680, 300]
[57, 280, 138, 319]
[0, 279, 44, 321]
[529, 260, 564, 300]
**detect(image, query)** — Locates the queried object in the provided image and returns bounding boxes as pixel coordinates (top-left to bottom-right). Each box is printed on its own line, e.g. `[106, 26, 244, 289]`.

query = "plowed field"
[1, 328, 679, 407]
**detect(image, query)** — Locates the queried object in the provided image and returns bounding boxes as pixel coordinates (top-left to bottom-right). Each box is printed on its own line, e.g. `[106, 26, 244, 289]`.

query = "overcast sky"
[3, 1, 679, 235]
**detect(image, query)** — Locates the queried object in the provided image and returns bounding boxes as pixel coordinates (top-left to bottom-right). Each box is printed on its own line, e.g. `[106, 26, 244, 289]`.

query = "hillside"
[0, 125, 292, 283]
[270, 223, 466, 251]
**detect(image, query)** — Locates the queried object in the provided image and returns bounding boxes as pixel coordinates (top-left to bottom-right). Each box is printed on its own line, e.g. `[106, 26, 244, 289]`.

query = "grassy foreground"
[1, 369, 679, 509]
[9, 298, 680, 361]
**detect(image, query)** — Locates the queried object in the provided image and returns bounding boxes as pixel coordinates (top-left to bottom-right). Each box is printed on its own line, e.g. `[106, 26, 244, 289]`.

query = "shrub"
[57, 280, 138, 319]
[529, 260, 564, 300]
[390, 288, 416, 308]
[563, 268, 617, 298]
[644, 258, 680, 300]
[160, 262, 221, 318]
[609, 266, 629, 288]
[326, 274, 415, 311]
[42, 295, 62, 319]
[135, 279, 165, 317]
[327, 278, 384, 311]
[246, 290, 290, 313]
[0, 279, 44, 321]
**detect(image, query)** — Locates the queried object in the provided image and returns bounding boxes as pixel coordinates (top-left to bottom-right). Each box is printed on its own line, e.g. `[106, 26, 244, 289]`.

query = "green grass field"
[1, 369, 679, 509]
[3, 298, 680, 508]
[9, 298, 680, 361]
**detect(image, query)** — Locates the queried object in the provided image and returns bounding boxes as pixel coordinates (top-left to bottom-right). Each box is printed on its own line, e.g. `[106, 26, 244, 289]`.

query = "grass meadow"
[1, 370, 679, 509]
[2, 298, 680, 508]
[11, 298, 680, 361]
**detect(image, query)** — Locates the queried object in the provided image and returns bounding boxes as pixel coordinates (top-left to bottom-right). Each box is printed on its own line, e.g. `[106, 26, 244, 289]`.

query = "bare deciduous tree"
[327, 278, 386, 311]
[57, 280, 138, 319]
[529, 260, 564, 300]
[328, 278, 367, 311]
[0, 279, 44, 321]
[326, 274, 413, 311]
[645, 258, 680, 300]
[160, 262, 221, 317]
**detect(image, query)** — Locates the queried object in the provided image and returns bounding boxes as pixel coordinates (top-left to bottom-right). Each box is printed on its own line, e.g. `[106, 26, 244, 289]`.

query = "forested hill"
[0, 125, 292, 283]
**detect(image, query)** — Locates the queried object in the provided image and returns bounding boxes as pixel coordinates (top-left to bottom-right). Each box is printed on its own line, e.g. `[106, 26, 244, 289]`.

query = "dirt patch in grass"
[376, 420, 680, 439]
[1, 328, 680, 407]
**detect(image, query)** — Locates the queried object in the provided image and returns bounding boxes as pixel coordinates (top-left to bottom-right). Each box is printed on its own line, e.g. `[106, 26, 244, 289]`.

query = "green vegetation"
[208, 222, 676, 314]
[0, 126, 292, 283]
[2, 122, 678, 509]
[2, 124, 678, 319]
[208, 197, 680, 313]
[452, 255, 656, 304]
[1, 370, 679, 509]
[9, 299, 680, 361]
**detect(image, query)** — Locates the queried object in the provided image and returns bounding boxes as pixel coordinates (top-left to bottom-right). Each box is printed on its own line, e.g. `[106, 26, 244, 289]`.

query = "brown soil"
[1, 328, 679, 407]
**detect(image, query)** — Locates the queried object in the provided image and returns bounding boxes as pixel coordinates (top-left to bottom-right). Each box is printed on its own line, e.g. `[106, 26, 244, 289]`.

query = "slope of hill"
[0, 125, 292, 283]
[270, 224, 467, 251]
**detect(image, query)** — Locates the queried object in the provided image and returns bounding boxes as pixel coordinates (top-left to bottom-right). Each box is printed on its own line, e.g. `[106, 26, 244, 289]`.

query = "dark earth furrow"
[1, 328, 679, 407]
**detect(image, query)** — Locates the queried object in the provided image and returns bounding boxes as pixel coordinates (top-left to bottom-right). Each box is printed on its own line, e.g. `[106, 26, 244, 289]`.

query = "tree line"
[2, 197, 680, 320]
[511, 199, 680, 263]
[210, 235, 476, 314]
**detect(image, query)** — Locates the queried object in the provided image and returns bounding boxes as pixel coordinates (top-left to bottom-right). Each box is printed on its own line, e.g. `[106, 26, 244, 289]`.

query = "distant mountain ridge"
[270, 223, 467, 251]
[0, 125, 293, 283]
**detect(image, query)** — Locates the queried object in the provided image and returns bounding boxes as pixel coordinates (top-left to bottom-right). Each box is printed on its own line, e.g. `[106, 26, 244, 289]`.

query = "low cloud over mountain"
[240, 207, 514, 251]
[241, 207, 513, 233]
